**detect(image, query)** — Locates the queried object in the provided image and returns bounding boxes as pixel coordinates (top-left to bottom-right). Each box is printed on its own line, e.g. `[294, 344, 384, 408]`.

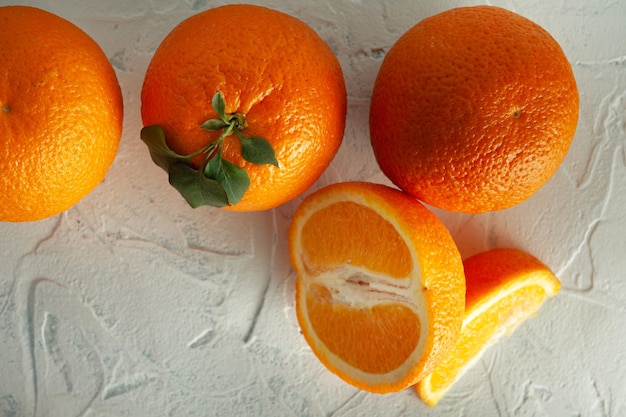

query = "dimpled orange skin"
[0, 6, 123, 222]
[369, 6, 579, 213]
[141, 4, 347, 212]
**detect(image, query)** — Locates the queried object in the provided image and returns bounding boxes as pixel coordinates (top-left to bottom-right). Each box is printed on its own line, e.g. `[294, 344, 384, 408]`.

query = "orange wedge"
[288, 182, 465, 393]
[415, 248, 561, 406]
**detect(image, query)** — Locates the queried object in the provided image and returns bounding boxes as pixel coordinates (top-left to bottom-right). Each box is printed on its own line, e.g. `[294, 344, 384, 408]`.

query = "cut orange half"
[288, 182, 465, 393]
[415, 248, 561, 406]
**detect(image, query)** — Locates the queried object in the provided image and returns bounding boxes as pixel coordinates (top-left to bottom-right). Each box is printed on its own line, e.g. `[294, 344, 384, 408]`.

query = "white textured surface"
[1, 0, 625, 416]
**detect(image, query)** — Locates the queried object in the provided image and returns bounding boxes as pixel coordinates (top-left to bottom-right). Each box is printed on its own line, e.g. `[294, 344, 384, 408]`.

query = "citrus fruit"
[288, 181, 465, 393]
[369, 5, 579, 213]
[0, 5, 123, 222]
[141, 4, 347, 212]
[415, 248, 561, 406]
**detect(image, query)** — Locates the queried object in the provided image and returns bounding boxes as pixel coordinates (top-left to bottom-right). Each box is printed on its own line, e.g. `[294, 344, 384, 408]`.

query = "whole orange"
[0, 6, 123, 222]
[369, 6, 579, 213]
[141, 4, 347, 212]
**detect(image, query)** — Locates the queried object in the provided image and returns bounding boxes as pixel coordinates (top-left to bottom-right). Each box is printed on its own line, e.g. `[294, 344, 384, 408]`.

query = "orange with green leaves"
[141, 4, 346, 211]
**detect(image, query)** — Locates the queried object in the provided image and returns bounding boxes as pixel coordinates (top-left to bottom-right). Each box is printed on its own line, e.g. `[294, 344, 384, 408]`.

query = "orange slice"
[415, 248, 561, 406]
[288, 182, 465, 393]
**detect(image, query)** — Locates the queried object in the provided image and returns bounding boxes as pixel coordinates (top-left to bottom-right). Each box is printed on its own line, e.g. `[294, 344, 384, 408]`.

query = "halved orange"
[288, 182, 465, 393]
[415, 248, 561, 406]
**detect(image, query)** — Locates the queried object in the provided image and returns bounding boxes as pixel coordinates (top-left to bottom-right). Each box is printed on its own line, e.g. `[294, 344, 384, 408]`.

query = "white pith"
[304, 260, 414, 308]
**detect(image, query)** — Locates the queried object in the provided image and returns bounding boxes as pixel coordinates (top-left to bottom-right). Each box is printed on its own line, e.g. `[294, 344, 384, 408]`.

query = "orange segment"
[306, 285, 420, 374]
[289, 182, 465, 393]
[301, 201, 412, 277]
[415, 248, 561, 407]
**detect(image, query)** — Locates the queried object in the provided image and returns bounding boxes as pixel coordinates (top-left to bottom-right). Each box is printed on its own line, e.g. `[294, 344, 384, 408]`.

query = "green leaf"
[206, 154, 250, 205]
[140, 125, 185, 171]
[201, 118, 228, 131]
[141, 92, 279, 210]
[238, 133, 279, 167]
[212, 92, 227, 122]
[168, 162, 229, 208]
